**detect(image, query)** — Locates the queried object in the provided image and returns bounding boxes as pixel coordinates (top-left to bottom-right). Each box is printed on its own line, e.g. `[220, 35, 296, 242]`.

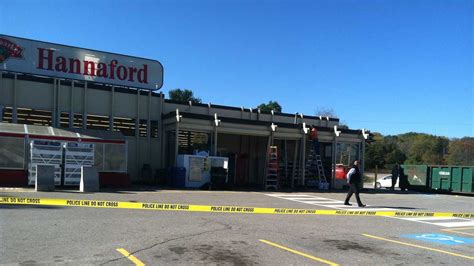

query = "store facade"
[0, 34, 368, 189]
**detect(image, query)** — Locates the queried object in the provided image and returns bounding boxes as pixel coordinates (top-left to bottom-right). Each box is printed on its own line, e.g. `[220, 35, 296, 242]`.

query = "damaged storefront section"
[161, 103, 368, 190]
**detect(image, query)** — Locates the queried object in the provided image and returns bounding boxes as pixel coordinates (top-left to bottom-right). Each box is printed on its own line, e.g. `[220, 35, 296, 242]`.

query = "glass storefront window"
[335, 142, 360, 166]
[0, 137, 25, 169]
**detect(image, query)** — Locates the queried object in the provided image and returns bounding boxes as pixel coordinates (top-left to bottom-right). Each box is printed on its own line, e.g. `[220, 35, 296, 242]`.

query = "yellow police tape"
[0, 196, 473, 218]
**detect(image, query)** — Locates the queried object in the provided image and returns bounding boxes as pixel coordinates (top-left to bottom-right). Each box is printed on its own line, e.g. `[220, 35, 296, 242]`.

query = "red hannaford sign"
[0, 35, 163, 90]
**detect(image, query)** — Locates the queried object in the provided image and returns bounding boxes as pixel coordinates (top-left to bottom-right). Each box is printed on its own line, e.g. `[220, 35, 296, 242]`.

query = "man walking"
[344, 160, 366, 207]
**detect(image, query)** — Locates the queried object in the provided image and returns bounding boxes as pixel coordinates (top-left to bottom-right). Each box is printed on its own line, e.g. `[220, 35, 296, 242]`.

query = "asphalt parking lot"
[0, 189, 473, 265]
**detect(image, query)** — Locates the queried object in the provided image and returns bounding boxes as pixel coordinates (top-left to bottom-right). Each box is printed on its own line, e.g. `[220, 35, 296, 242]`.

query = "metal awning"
[162, 111, 363, 142]
[0, 123, 125, 144]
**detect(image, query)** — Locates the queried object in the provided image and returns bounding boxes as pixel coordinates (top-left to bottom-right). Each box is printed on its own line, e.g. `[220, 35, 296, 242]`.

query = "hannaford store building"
[0, 35, 369, 190]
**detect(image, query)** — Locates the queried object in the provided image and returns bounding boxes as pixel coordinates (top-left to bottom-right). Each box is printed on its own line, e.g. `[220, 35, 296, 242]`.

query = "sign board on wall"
[0, 34, 163, 90]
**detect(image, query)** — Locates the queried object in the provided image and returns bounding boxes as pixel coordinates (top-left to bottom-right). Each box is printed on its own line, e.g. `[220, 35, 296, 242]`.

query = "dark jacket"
[348, 165, 361, 184]
[391, 166, 399, 179]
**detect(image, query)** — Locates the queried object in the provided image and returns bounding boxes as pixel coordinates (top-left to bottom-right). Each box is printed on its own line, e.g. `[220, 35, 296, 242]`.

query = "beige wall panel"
[319, 132, 335, 142]
[0, 78, 13, 106]
[150, 97, 161, 120]
[273, 132, 303, 139]
[87, 89, 110, 116]
[272, 115, 299, 124]
[213, 108, 245, 118]
[258, 113, 272, 121]
[16, 80, 53, 110]
[58, 85, 71, 112]
[139, 94, 149, 119]
[114, 92, 137, 118]
[163, 103, 208, 115]
[149, 139, 161, 170]
[73, 86, 84, 113]
[136, 139, 161, 177]
[138, 138, 150, 167]
[337, 135, 363, 143]
[125, 137, 138, 180]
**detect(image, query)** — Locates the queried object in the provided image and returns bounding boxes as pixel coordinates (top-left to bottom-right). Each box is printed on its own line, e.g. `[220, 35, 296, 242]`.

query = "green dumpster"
[431, 167, 452, 191]
[451, 167, 463, 192]
[401, 165, 428, 190]
[461, 167, 474, 193]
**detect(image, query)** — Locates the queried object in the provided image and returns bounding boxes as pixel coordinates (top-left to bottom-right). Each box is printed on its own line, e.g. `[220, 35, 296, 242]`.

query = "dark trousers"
[391, 176, 398, 189]
[312, 140, 320, 155]
[345, 183, 363, 206]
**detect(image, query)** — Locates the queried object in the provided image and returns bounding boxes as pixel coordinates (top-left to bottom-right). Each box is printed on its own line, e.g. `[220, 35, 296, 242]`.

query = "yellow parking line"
[259, 239, 339, 265]
[116, 248, 145, 266]
[441, 227, 474, 236]
[362, 234, 474, 260]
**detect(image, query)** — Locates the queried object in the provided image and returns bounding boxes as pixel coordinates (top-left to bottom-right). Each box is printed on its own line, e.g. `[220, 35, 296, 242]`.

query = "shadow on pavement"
[366, 206, 421, 210]
[0, 204, 65, 210]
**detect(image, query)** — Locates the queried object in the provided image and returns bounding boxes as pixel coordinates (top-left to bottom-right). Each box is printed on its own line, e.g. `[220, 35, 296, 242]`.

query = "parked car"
[375, 175, 399, 189]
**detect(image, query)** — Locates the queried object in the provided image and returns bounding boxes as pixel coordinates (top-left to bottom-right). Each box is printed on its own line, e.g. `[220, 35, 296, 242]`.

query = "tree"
[365, 133, 406, 169]
[398, 133, 449, 165]
[168, 88, 202, 104]
[314, 107, 348, 128]
[364, 133, 385, 169]
[257, 101, 282, 113]
[446, 137, 474, 165]
[314, 107, 337, 118]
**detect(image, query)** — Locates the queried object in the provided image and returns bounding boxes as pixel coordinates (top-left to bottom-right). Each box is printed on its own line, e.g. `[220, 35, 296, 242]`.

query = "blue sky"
[1, 0, 472, 138]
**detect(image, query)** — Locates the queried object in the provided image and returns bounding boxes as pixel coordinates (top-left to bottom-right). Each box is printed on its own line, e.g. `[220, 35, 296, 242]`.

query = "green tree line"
[365, 133, 474, 169]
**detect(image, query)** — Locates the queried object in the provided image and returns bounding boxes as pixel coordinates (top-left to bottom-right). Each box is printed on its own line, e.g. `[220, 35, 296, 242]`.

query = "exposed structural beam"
[291, 139, 299, 189]
[69, 80, 75, 128]
[52, 79, 57, 127]
[332, 134, 337, 188]
[270, 122, 278, 132]
[264, 122, 278, 190]
[334, 125, 341, 137]
[0, 72, 3, 122]
[56, 79, 61, 128]
[301, 122, 309, 186]
[109, 86, 115, 130]
[174, 108, 182, 166]
[362, 128, 369, 140]
[83, 81, 88, 129]
[331, 125, 342, 188]
[175, 108, 182, 122]
[148, 90, 152, 164]
[361, 128, 369, 177]
[12, 74, 17, 123]
[213, 113, 221, 156]
[136, 89, 140, 178]
[302, 122, 309, 135]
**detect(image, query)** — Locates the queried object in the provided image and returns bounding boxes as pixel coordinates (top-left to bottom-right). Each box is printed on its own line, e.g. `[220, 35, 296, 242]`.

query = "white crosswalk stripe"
[266, 193, 474, 228]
